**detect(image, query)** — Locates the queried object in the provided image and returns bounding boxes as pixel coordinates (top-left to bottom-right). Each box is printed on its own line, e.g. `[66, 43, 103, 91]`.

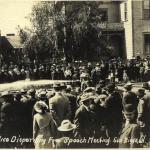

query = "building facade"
[121, 0, 150, 59]
[0, 33, 23, 65]
[56, 1, 126, 60]
[0, 1, 149, 62]
[89, 0, 150, 59]
[63, 0, 150, 60]
[97, 1, 125, 58]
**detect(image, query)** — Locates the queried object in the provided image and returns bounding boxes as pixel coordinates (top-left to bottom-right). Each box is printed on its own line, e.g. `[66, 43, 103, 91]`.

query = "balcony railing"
[98, 22, 124, 31]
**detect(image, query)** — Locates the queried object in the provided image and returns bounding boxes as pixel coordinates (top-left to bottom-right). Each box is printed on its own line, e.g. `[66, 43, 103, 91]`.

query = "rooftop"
[1, 34, 23, 49]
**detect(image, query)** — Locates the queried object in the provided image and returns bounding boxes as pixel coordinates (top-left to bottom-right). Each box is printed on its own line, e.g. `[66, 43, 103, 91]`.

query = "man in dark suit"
[49, 84, 71, 126]
[123, 83, 139, 109]
[141, 83, 150, 144]
[74, 93, 95, 139]
[60, 83, 77, 122]
[119, 104, 141, 148]
[104, 83, 123, 147]
[0, 91, 16, 148]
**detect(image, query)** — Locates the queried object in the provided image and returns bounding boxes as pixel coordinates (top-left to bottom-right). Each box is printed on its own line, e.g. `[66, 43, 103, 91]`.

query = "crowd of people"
[1, 57, 150, 84]
[0, 75, 150, 148]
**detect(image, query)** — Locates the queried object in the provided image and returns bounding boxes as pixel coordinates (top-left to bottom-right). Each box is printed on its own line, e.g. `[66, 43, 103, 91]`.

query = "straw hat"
[83, 87, 95, 93]
[58, 120, 76, 132]
[80, 92, 95, 102]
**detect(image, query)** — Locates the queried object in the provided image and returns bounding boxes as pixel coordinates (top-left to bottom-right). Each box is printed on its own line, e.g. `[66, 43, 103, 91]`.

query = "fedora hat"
[106, 83, 115, 91]
[142, 82, 149, 89]
[123, 104, 135, 115]
[80, 92, 95, 102]
[58, 120, 76, 132]
[124, 82, 132, 89]
[83, 87, 95, 93]
[34, 101, 48, 113]
[136, 88, 145, 96]
[123, 92, 137, 105]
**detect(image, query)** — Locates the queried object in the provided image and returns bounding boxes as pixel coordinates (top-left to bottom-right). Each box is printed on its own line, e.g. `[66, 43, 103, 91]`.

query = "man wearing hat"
[138, 86, 150, 145]
[23, 89, 37, 147]
[123, 82, 133, 94]
[118, 104, 141, 148]
[80, 73, 92, 91]
[123, 82, 138, 110]
[20, 89, 38, 148]
[74, 93, 95, 139]
[83, 87, 95, 94]
[20, 89, 30, 103]
[142, 82, 150, 143]
[90, 94, 108, 142]
[142, 82, 149, 91]
[87, 62, 92, 77]
[91, 63, 101, 86]
[49, 83, 71, 125]
[104, 83, 123, 147]
[0, 91, 16, 148]
[50, 65, 57, 80]
[55, 65, 64, 80]
[137, 88, 146, 123]
[54, 120, 77, 148]
[60, 83, 77, 122]
[64, 67, 72, 80]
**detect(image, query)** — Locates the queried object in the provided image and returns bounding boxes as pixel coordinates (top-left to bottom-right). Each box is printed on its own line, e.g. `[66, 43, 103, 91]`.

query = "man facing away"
[49, 83, 71, 126]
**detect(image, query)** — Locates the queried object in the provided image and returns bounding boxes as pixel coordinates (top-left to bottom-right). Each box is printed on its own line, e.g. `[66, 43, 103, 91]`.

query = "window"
[124, 2, 128, 21]
[143, 0, 150, 19]
[144, 34, 150, 53]
[99, 9, 108, 22]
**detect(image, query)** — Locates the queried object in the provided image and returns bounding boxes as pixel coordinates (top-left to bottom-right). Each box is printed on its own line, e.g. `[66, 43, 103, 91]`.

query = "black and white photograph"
[0, 0, 150, 148]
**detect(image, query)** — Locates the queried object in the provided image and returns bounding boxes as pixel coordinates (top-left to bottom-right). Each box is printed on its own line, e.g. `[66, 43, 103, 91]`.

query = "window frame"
[124, 2, 128, 21]
[143, 33, 150, 54]
[143, 0, 150, 20]
[99, 8, 108, 22]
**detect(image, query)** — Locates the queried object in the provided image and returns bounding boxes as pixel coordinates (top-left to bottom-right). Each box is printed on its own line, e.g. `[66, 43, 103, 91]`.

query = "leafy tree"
[18, 2, 57, 62]
[56, 1, 109, 61]
[18, 1, 109, 62]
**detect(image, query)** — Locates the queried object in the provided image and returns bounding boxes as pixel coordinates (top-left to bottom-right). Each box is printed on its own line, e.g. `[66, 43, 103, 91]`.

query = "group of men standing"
[0, 75, 150, 148]
[1, 57, 150, 84]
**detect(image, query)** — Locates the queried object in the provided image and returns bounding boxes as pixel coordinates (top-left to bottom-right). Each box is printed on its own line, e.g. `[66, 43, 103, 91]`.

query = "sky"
[0, 0, 35, 36]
